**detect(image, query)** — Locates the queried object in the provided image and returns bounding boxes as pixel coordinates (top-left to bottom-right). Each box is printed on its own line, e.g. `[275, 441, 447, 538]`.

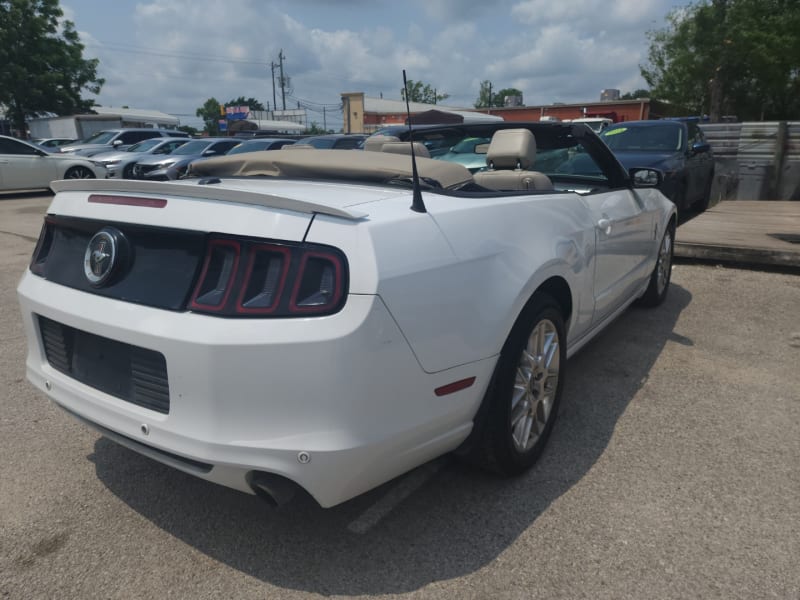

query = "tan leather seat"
[474, 129, 553, 191]
[380, 141, 430, 158]
[363, 135, 400, 152]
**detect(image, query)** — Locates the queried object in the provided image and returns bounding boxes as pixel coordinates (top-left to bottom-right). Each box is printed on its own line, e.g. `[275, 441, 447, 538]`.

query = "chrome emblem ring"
[84, 228, 120, 286]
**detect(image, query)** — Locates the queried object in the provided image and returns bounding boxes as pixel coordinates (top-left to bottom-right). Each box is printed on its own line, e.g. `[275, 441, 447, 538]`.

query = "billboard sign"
[225, 105, 250, 120]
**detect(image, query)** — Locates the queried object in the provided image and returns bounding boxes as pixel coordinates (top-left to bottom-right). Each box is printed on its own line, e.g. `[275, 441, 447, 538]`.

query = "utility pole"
[278, 49, 286, 111]
[323, 107, 326, 132]
[270, 62, 277, 116]
[488, 82, 493, 114]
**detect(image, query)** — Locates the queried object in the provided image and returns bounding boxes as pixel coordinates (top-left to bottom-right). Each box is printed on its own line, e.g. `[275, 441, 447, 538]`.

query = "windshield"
[172, 140, 211, 155]
[127, 138, 162, 152]
[80, 131, 117, 144]
[601, 124, 683, 152]
[228, 141, 269, 154]
[448, 137, 490, 154]
[298, 137, 335, 149]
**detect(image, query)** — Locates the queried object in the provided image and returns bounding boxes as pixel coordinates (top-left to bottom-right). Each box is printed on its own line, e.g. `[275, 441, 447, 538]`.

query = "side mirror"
[691, 141, 710, 154]
[630, 167, 663, 188]
[202, 150, 217, 156]
[112, 140, 123, 147]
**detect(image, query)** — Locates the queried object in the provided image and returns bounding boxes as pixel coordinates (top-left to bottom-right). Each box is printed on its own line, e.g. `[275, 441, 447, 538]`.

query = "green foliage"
[494, 87, 524, 106]
[196, 97, 222, 135]
[620, 89, 651, 100]
[176, 124, 198, 137]
[226, 96, 265, 112]
[304, 122, 331, 135]
[0, 0, 104, 134]
[400, 80, 449, 104]
[642, 0, 800, 120]
[474, 82, 522, 108]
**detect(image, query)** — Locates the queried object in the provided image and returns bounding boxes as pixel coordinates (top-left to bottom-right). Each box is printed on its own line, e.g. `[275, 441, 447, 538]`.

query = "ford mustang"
[17, 123, 676, 508]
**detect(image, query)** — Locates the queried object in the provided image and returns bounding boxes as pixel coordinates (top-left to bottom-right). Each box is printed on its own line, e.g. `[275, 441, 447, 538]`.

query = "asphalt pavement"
[1, 194, 798, 599]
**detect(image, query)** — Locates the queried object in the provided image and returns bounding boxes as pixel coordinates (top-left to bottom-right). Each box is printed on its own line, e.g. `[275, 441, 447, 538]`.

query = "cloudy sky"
[62, 0, 685, 130]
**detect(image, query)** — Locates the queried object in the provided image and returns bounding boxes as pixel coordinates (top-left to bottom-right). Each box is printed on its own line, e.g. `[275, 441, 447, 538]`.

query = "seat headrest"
[380, 141, 430, 158]
[363, 135, 400, 152]
[486, 129, 537, 170]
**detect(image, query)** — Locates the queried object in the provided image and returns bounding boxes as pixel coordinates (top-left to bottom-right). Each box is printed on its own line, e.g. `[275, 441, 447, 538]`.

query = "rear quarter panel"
[308, 191, 598, 373]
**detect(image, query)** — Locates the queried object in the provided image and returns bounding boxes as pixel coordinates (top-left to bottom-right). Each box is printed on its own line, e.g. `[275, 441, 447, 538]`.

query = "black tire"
[637, 223, 674, 307]
[672, 180, 688, 211]
[64, 166, 95, 180]
[468, 293, 566, 476]
[122, 163, 135, 179]
[693, 172, 714, 212]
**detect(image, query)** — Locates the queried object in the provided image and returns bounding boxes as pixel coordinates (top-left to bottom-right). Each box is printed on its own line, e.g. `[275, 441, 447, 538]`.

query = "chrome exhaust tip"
[246, 471, 299, 507]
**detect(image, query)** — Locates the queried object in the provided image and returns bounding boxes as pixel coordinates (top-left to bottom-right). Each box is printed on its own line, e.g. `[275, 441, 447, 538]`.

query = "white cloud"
[73, 0, 680, 127]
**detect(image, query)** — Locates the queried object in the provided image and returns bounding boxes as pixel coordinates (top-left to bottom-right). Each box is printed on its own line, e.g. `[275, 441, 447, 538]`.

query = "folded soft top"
[187, 148, 474, 190]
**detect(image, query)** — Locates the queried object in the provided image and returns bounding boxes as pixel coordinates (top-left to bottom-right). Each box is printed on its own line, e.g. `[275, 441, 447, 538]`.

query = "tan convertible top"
[188, 148, 473, 189]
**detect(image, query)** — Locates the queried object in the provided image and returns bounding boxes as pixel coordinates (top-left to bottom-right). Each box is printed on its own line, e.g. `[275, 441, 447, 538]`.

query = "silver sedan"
[0, 135, 104, 193]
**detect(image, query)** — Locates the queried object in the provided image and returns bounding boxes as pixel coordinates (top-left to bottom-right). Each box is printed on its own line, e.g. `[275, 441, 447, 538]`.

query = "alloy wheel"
[510, 318, 560, 453]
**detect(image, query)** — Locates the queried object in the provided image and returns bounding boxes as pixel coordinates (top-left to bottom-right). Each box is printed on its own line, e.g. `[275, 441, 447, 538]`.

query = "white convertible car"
[18, 123, 676, 508]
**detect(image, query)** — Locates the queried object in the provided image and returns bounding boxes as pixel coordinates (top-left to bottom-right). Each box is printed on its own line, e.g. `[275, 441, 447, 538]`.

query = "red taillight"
[235, 244, 291, 314]
[188, 237, 348, 318]
[288, 251, 345, 314]
[188, 239, 241, 311]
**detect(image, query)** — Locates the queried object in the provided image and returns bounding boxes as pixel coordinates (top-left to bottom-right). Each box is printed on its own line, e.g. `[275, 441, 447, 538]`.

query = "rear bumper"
[18, 272, 492, 507]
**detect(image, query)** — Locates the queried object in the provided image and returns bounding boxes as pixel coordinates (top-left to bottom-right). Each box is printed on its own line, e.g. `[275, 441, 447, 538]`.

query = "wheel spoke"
[510, 386, 527, 419]
[543, 333, 558, 369]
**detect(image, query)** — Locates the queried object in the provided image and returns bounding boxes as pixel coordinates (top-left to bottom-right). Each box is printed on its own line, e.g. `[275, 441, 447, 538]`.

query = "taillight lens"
[29, 217, 55, 276]
[188, 236, 348, 318]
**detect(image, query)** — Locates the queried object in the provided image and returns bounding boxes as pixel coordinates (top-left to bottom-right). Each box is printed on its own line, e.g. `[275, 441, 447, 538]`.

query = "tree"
[176, 124, 198, 137]
[0, 0, 104, 135]
[474, 81, 523, 108]
[196, 97, 223, 135]
[620, 89, 651, 100]
[226, 96, 265, 112]
[304, 122, 331, 135]
[400, 80, 449, 104]
[641, 0, 800, 121]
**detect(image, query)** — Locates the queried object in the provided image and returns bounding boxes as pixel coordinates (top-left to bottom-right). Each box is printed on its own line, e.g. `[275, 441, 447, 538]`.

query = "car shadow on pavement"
[89, 283, 692, 596]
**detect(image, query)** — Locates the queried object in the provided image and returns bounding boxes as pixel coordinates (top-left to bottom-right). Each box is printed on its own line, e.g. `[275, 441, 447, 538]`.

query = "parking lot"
[1, 194, 798, 599]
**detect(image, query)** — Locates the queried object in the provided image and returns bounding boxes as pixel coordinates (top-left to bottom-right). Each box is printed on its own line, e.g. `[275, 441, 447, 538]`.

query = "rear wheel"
[693, 172, 714, 212]
[637, 224, 674, 307]
[122, 163, 135, 179]
[64, 166, 95, 180]
[470, 293, 566, 475]
[672, 181, 688, 211]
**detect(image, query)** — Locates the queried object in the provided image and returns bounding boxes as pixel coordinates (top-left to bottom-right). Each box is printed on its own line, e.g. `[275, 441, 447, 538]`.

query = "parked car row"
[1, 130, 374, 193]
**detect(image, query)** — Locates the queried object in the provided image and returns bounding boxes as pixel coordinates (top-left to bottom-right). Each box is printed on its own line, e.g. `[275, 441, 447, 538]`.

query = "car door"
[0, 138, 57, 190]
[584, 187, 655, 323]
[684, 123, 712, 204]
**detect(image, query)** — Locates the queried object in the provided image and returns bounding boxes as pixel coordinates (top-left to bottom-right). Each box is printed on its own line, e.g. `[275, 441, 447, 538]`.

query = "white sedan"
[0, 135, 104, 193]
[17, 123, 676, 508]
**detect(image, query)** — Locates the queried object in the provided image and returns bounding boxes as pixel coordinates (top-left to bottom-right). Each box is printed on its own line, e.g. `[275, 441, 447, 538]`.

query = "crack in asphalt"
[0, 230, 39, 243]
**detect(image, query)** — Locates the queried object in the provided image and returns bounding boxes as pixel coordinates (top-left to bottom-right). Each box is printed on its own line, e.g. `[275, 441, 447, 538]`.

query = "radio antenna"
[403, 69, 427, 213]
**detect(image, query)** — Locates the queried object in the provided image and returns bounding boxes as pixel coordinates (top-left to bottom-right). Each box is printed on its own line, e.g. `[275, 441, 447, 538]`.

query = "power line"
[87, 40, 268, 67]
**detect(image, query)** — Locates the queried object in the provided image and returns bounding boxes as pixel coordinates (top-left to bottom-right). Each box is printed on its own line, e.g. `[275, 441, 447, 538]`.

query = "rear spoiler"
[50, 178, 368, 220]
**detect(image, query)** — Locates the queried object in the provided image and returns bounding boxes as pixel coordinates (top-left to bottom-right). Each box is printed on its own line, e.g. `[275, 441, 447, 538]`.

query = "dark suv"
[59, 129, 190, 157]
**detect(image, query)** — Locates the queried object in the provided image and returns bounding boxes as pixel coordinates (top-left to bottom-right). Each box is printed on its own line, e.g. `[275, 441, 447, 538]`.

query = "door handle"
[597, 218, 612, 235]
